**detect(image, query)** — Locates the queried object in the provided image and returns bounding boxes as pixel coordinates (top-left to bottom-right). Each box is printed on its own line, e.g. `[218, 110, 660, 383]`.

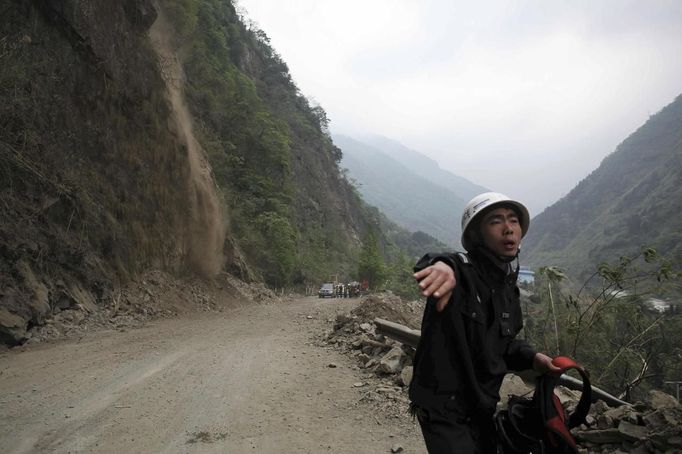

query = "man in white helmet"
[409, 192, 559, 453]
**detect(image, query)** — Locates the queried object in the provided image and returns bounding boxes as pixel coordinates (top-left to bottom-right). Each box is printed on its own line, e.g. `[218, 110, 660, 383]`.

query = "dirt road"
[0, 297, 425, 453]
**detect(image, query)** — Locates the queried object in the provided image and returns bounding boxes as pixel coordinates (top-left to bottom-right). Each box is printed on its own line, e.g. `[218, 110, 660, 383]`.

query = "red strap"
[551, 356, 592, 429]
[552, 355, 580, 371]
[546, 416, 578, 451]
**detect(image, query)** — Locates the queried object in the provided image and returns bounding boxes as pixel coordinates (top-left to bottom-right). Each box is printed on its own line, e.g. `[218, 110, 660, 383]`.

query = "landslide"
[0, 0, 233, 345]
[0, 0, 415, 347]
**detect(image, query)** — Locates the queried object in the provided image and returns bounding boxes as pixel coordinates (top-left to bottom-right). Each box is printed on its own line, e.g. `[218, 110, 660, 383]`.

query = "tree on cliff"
[357, 231, 387, 290]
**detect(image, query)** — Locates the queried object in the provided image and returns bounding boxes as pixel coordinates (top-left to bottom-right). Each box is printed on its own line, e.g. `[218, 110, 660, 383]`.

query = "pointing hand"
[414, 261, 456, 311]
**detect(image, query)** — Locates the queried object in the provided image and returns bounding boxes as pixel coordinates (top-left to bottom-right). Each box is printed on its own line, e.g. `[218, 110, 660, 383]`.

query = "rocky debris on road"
[19, 271, 282, 345]
[222, 274, 280, 302]
[346, 293, 423, 330]
[572, 389, 682, 453]
[320, 293, 531, 422]
[322, 292, 682, 454]
[318, 293, 421, 422]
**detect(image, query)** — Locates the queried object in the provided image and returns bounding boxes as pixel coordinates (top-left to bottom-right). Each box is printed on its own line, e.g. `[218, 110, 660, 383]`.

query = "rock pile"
[19, 270, 280, 345]
[325, 293, 682, 454]
[322, 293, 423, 419]
[573, 390, 682, 453]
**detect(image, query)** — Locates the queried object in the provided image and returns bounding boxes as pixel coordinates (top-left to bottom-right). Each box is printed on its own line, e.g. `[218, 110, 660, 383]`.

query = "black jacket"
[409, 249, 536, 416]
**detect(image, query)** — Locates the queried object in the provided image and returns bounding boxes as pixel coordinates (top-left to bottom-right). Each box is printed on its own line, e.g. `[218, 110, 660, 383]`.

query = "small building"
[517, 266, 535, 284]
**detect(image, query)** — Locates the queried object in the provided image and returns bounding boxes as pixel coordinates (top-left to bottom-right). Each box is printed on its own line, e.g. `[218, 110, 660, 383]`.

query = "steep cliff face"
[0, 0, 226, 344]
[0, 0, 403, 345]
[159, 0, 382, 286]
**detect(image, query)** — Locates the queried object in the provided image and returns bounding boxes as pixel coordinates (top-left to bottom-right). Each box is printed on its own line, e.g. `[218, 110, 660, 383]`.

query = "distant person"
[409, 192, 560, 453]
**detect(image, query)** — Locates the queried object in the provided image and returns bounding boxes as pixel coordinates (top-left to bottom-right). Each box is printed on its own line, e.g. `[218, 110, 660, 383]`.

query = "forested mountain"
[0, 0, 438, 344]
[523, 95, 682, 284]
[336, 135, 487, 247]
[357, 135, 488, 203]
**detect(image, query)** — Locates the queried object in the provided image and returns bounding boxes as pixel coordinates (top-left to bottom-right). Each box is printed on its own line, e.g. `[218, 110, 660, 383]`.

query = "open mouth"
[503, 240, 516, 250]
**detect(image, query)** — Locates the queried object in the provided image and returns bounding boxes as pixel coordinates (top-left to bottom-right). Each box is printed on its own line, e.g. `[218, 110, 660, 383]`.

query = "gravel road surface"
[0, 296, 425, 453]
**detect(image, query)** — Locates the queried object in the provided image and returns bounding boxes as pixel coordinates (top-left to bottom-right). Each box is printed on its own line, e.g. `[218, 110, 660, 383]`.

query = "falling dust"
[149, 7, 225, 277]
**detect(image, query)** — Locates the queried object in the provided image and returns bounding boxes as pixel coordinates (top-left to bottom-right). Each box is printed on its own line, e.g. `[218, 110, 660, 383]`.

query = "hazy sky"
[237, 0, 682, 215]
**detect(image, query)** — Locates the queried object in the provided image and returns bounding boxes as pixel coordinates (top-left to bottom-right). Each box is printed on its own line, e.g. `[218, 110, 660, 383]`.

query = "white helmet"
[461, 192, 530, 252]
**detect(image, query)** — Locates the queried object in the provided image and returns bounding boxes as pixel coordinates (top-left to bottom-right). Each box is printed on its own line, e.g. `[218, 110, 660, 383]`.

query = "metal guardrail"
[372, 318, 421, 347]
[374, 317, 629, 408]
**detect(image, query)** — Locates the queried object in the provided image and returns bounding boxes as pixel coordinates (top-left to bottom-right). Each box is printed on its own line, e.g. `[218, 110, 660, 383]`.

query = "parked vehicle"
[318, 283, 335, 298]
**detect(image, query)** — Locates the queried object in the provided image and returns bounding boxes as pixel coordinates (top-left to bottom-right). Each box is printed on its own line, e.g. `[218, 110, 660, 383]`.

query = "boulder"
[357, 353, 371, 365]
[647, 389, 680, 410]
[574, 428, 624, 444]
[0, 307, 28, 345]
[400, 366, 413, 387]
[642, 408, 680, 430]
[16, 260, 50, 318]
[379, 346, 406, 374]
[596, 413, 614, 429]
[603, 404, 632, 420]
[359, 322, 373, 333]
[616, 420, 648, 442]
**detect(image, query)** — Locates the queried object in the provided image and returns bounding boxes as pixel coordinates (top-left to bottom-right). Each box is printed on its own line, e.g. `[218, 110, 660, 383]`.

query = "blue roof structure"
[518, 267, 535, 284]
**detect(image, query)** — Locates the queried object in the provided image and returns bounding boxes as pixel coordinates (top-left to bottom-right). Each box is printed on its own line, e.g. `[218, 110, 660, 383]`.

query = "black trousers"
[415, 402, 498, 454]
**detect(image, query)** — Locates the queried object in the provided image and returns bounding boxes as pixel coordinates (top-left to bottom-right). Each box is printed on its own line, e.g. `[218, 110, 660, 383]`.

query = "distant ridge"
[523, 94, 682, 283]
[335, 134, 489, 247]
[360, 135, 489, 203]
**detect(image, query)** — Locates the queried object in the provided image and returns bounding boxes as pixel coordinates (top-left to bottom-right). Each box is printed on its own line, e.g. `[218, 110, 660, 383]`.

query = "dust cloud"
[149, 7, 226, 277]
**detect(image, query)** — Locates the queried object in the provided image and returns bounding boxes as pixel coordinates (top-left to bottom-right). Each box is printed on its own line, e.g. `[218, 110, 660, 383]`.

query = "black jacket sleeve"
[413, 252, 457, 273]
[504, 338, 537, 371]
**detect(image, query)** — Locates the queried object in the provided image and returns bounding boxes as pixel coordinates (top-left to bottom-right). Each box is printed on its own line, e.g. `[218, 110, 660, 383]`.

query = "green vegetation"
[518, 94, 682, 401]
[384, 251, 422, 301]
[357, 231, 387, 290]
[523, 247, 681, 401]
[524, 95, 682, 300]
[158, 0, 439, 290]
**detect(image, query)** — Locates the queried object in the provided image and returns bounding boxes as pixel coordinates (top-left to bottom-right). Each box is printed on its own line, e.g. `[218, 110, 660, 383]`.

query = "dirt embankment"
[10, 269, 276, 346]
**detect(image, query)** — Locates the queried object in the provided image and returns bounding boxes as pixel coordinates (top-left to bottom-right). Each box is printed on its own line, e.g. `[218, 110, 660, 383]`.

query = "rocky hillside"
[523, 94, 682, 285]
[0, 0, 426, 345]
[1, 0, 202, 345]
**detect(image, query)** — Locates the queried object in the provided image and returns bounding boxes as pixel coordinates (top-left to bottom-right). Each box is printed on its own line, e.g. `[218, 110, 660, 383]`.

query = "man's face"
[478, 207, 522, 257]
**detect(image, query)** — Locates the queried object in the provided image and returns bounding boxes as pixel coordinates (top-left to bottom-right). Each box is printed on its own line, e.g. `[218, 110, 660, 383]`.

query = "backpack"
[495, 356, 592, 454]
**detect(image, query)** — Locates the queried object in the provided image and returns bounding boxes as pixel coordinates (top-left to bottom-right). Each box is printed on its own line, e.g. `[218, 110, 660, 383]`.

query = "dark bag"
[495, 356, 592, 454]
